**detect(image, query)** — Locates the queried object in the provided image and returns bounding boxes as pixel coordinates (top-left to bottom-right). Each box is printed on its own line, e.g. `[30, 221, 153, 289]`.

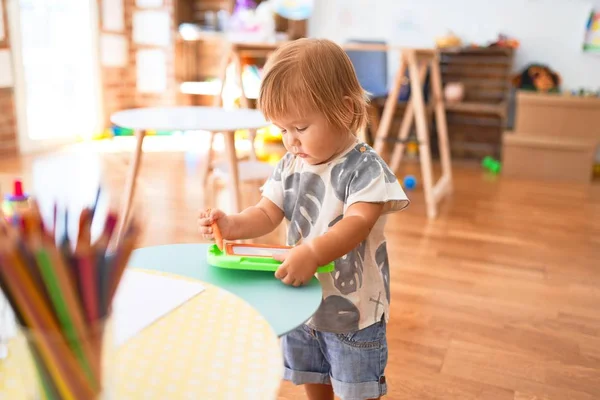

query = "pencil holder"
[0, 192, 141, 399]
[15, 314, 116, 400]
[0, 288, 16, 359]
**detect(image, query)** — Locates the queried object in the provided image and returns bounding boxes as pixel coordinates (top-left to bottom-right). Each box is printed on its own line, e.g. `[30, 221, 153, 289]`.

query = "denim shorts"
[281, 318, 387, 400]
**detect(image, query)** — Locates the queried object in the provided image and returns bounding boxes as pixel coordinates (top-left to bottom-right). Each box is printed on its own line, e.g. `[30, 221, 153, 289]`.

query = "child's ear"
[343, 96, 354, 113]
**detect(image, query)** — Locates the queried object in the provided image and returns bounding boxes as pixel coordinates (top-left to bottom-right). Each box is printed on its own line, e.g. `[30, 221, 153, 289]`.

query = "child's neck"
[320, 132, 357, 165]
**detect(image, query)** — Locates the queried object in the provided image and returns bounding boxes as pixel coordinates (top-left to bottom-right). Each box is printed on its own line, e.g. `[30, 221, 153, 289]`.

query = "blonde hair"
[258, 38, 369, 134]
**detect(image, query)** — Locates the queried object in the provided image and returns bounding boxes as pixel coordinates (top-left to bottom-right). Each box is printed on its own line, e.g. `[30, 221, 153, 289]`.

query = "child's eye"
[280, 129, 287, 134]
[296, 127, 307, 132]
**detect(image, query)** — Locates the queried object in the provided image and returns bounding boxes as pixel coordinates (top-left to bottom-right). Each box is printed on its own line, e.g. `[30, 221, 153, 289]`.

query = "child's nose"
[288, 135, 300, 147]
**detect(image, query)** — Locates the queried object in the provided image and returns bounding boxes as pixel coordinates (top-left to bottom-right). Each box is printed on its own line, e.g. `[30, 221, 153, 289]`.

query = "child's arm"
[228, 197, 284, 239]
[199, 197, 284, 241]
[274, 202, 383, 286]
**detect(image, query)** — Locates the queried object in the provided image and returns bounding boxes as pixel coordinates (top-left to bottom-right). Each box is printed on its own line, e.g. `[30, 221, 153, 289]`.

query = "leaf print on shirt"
[381, 158, 398, 183]
[363, 145, 398, 183]
[284, 172, 326, 245]
[328, 216, 366, 295]
[311, 295, 360, 332]
[330, 144, 385, 203]
[375, 241, 391, 303]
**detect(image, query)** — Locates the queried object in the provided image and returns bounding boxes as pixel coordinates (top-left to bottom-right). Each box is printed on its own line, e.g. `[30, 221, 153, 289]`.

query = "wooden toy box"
[502, 133, 596, 183]
[502, 92, 600, 183]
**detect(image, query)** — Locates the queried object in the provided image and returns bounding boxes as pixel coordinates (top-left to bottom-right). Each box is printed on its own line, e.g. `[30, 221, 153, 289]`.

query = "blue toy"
[403, 175, 417, 190]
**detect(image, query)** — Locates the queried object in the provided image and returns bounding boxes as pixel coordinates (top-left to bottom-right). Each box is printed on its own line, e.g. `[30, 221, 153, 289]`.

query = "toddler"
[198, 38, 409, 400]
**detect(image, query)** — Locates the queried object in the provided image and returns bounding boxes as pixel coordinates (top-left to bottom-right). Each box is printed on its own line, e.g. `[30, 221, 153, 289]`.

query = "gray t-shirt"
[261, 140, 409, 333]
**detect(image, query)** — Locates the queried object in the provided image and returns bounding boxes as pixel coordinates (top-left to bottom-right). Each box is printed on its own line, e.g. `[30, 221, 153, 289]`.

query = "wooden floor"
[2, 141, 600, 400]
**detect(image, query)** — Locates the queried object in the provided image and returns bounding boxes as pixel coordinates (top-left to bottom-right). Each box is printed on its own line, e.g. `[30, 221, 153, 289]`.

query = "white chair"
[208, 159, 275, 209]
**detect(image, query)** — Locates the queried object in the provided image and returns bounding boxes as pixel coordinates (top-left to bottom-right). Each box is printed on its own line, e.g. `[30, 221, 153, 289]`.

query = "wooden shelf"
[437, 46, 515, 159]
[175, 0, 307, 96]
[445, 101, 507, 117]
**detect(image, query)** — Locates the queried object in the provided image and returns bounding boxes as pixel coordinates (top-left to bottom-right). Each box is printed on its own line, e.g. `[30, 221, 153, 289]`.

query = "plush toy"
[512, 64, 561, 93]
[488, 33, 520, 49]
[444, 82, 465, 103]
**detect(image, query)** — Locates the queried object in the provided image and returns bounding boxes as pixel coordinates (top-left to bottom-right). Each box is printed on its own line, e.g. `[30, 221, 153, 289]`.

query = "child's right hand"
[197, 208, 233, 246]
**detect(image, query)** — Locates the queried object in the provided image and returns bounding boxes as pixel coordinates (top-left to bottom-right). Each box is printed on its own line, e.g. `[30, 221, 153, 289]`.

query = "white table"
[110, 106, 270, 243]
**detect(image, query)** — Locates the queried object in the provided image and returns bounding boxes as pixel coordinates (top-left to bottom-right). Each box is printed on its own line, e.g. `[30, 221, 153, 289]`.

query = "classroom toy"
[444, 82, 465, 103]
[207, 243, 335, 273]
[482, 156, 502, 174]
[512, 64, 561, 93]
[435, 31, 462, 49]
[569, 88, 600, 98]
[403, 175, 417, 190]
[2, 180, 31, 222]
[206, 210, 334, 273]
[272, 0, 315, 20]
[488, 33, 520, 49]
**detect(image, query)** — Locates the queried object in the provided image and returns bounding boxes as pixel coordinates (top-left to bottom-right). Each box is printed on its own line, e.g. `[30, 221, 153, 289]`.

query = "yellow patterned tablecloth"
[0, 270, 283, 399]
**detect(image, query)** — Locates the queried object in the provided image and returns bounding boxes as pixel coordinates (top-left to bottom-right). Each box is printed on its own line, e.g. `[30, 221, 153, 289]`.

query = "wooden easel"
[374, 48, 452, 219]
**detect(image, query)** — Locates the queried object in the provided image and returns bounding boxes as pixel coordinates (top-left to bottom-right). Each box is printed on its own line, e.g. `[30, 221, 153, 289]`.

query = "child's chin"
[306, 158, 327, 166]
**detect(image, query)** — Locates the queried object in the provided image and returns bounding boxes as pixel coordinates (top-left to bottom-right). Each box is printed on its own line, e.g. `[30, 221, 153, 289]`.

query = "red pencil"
[75, 209, 98, 323]
[0, 228, 96, 399]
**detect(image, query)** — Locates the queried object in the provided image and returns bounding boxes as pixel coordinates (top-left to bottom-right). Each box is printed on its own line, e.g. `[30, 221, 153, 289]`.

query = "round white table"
[110, 106, 270, 242]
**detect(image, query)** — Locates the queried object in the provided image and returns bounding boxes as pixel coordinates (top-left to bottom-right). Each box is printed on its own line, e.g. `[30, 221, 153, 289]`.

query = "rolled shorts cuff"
[284, 367, 387, 400]
[330, 375, 387, 400]
[283, 367, 331, 385]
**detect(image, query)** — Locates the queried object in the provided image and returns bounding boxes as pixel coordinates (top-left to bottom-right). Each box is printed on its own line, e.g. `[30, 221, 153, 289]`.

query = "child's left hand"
[273, 244, 319, 286]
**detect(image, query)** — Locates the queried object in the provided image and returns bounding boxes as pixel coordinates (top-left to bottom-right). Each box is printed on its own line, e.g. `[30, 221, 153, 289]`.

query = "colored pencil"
[95, 213, 118, 318]
[0, 257, 59, 400]
[75, 208, 99, 324]
[32, 204, 102, 385]
[0, 265, 59, 400]
[0, 232, 95, 399]
[52, 202, 57, 238]
[0, 193, 141, 398]
[91, 187, 101, 219]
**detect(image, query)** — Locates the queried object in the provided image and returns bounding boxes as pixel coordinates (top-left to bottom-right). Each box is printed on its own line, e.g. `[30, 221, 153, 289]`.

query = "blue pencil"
[90, 187, 101, 220]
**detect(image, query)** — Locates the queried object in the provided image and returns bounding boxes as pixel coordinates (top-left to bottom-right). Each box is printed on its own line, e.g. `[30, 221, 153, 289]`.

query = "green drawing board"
[206, 244, 335, 273]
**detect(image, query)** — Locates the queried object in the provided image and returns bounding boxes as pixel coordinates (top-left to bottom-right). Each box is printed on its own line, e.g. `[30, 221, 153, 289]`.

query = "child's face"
[272, 110, 353, 165]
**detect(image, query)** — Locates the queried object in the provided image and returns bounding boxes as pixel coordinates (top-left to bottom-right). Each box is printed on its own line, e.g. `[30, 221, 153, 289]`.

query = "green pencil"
[31, 243, 96, 385]
[22, 210, 97, 388]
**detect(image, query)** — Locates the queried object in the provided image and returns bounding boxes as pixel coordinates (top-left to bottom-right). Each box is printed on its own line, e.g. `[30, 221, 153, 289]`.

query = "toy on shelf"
[488, 33, 520, 49]
[444, 82, 465, 103]
[227, 0, 277, 42]
[512, 64, 561, 93]
[272, 0, 314, 20]
[435, 31, 462, 49]
[482, 156, 502, 174]
[403, 175, 417, 190]
[568, 88, 600, 98]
